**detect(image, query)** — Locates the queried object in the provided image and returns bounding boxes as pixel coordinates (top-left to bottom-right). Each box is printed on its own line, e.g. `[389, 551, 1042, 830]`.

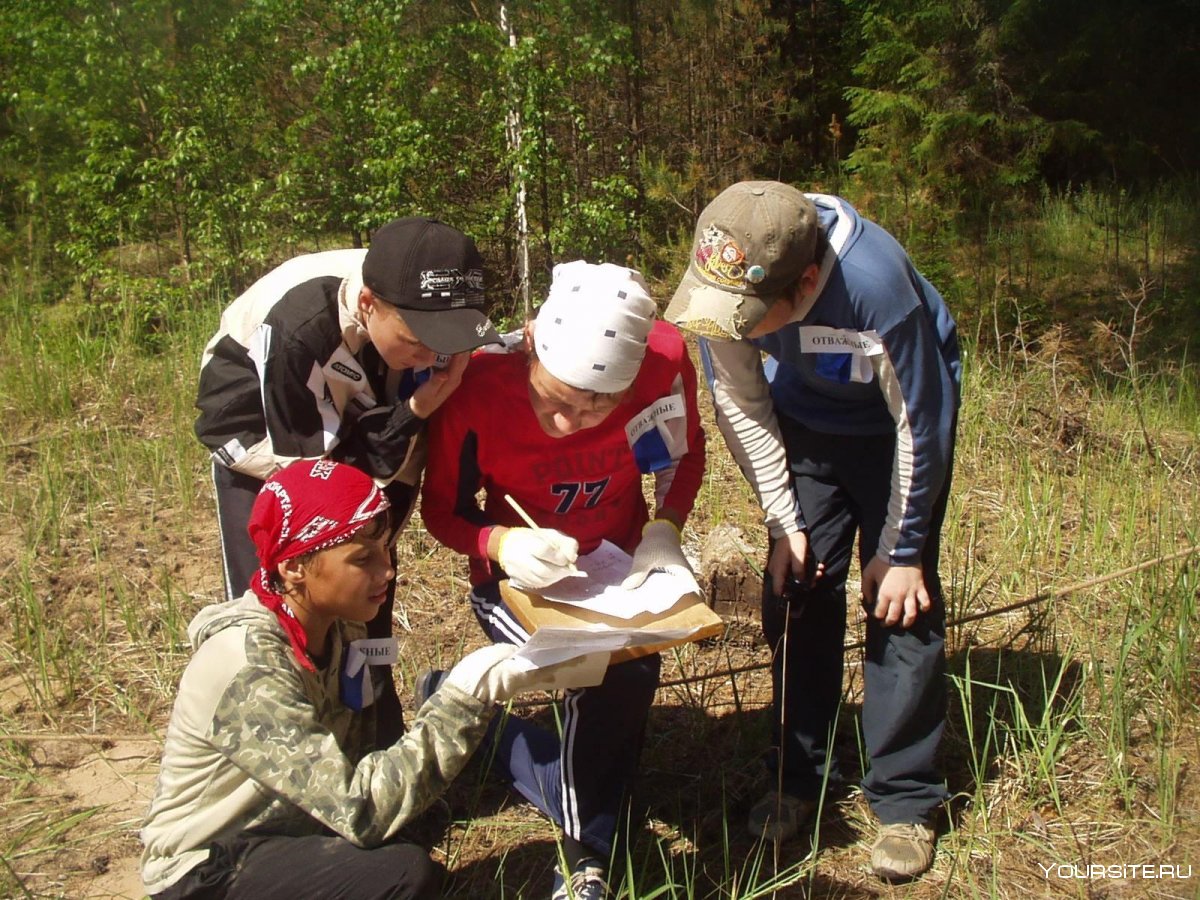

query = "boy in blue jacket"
[668, 181, 960, 881]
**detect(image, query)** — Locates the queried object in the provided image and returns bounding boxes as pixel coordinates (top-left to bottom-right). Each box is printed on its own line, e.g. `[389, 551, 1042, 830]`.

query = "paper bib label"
[625, 395, 685, 444]
[341, 637, 398, 711]
[625, 394, 686, 475]
[345, 637, 399, 677]
[798, 326, 883, 356]
[799, 326, 881, 384]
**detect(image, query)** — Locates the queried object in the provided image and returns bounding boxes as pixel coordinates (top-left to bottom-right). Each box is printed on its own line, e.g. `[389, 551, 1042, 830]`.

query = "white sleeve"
[704, 340, 802, 538]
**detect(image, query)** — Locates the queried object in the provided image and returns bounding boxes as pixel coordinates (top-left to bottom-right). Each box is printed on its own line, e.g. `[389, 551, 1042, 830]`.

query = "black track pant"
[762, 417, 953, 824]
[469, 580, 660, 860]
[151, 831, 440, 900]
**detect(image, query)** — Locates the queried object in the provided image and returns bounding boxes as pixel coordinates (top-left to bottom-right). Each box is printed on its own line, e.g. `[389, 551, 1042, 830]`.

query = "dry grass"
[1, 269, 1198, 898]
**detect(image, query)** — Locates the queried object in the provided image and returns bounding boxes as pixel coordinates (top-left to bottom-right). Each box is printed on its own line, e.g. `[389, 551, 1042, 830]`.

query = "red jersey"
[422, 321, 706, 586]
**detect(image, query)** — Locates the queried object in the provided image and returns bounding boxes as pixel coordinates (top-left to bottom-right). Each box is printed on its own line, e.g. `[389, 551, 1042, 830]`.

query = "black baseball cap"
[362, 217, 502, 354]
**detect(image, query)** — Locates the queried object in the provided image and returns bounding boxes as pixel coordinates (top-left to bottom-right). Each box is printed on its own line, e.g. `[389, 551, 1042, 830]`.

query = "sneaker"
[413, 669, 447, 711]
[550, 857, 608, 900]
[870, 822, 936, 881]
[747, 790, 817, 843]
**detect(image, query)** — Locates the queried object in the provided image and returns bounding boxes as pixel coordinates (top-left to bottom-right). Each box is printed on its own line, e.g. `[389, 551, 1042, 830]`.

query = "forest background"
[1, 1, 1198, 898]
[4, 0, 1200, 318]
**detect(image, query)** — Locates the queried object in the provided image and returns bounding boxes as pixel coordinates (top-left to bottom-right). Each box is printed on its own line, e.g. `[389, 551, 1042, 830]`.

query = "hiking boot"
[746, 790, 817, 843]
[413, 669, 447, 711]
[870, 822, 936, 881]
[550, 857, 608, 900]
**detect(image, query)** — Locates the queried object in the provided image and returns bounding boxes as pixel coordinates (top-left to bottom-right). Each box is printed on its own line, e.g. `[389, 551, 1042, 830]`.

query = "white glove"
[442, 644, 548, 705]
[497, 527, 579, 589]
[621, 519, 692, 589]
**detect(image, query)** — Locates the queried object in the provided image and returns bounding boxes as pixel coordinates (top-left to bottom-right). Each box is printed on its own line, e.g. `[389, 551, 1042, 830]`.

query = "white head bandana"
[534, 261, 656, 393]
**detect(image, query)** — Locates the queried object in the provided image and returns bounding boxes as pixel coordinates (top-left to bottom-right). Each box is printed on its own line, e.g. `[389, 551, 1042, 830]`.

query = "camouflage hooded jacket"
[140, 593, 491, 896]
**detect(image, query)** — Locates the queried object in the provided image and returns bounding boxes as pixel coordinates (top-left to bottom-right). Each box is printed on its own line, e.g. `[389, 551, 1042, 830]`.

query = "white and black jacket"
[194, 249, 425, 484]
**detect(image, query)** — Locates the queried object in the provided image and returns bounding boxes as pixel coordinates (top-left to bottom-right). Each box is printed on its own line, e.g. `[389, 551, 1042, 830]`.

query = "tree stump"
[697, 524, 762, 622]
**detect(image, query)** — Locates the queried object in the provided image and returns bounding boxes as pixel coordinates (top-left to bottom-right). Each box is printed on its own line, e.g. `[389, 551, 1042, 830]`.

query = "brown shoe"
[747, 790, 817, 843]
[870, 822, 936, 881]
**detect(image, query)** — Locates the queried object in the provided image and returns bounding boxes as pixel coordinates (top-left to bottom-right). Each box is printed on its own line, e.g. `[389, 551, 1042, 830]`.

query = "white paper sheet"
[528, 540, 701, 619]
[505, 648, 611, 690]
[511, 624, 701, 670]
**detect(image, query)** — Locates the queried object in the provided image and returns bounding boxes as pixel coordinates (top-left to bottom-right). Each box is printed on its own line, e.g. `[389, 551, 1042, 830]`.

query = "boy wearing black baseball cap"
[194, 217, 501, 737]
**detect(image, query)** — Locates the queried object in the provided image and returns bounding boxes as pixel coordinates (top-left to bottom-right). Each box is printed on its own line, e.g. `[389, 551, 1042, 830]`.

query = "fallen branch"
[0, 422, 138, 451]
[0, 428, 73, 450]
[0, 732, 161, 744]
[656, 542, 1200, 691]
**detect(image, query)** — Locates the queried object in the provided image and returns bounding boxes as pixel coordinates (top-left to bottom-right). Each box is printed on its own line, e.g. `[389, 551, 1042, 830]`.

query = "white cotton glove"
[497, 527, 579, 589]
[443, 644, 546, 705]
[621, 519, 692, 590]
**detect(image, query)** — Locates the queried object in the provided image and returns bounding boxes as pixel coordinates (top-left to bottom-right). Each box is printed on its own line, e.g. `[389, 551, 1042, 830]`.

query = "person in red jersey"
[421, 260, 706, 900]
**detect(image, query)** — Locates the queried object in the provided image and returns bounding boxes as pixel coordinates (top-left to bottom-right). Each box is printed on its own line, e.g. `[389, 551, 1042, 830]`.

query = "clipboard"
[500, 580, 726, 664]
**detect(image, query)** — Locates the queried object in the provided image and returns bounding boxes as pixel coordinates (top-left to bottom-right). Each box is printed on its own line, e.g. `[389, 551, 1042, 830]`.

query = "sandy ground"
[61, 743, 158, 899]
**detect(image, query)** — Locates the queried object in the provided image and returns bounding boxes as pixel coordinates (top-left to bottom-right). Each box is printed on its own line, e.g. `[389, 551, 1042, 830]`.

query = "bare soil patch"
[2, 341, 1197, 898]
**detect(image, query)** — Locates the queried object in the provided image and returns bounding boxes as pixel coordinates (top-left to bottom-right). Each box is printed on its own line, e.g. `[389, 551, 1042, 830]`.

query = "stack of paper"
[514, 540, 701, 619]
[505, 540, 722, 669]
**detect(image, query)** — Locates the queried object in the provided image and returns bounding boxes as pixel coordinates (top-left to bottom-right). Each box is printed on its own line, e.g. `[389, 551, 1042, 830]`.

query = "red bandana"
[247, 459, 390, 671]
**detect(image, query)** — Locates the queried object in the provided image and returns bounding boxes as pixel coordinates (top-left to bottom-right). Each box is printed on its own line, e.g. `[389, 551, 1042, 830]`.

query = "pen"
[503, 494, 581, 575]
[503, 493, 541, 530]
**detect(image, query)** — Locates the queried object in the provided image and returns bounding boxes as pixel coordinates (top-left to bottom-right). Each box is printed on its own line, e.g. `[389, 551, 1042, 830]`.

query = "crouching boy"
[141, 459, 542, 900]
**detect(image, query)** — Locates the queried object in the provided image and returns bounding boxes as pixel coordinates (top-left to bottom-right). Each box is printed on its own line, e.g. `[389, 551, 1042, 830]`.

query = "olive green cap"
[666, 181, 819, 340]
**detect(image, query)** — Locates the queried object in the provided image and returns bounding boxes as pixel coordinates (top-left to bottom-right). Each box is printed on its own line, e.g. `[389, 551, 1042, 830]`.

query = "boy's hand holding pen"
[496, 494, 581, 589]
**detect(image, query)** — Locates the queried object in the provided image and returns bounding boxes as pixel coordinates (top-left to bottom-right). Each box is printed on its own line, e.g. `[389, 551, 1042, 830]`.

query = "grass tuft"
[1, 188, 1198, 896]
